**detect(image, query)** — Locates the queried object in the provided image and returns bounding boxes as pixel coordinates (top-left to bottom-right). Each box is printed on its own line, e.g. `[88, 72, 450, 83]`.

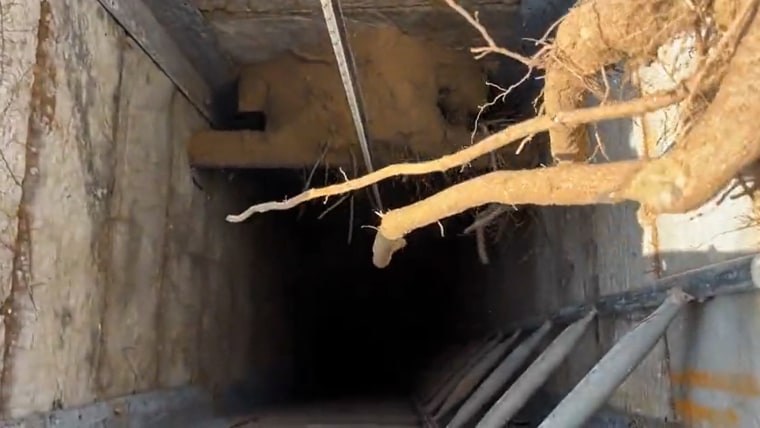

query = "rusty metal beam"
[505, 254, 760, 333]
[97, 0, 236, 124]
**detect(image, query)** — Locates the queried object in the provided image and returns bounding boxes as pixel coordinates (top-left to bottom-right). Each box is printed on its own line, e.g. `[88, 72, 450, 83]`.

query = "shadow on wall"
[216, 169, 492, 414]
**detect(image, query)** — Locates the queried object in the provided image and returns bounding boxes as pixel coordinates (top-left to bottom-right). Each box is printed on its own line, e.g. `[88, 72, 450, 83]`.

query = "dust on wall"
[0, 0, 296, 418]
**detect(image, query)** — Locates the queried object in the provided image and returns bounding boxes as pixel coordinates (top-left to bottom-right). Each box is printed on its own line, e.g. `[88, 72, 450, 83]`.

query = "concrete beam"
[186, 129, 513, 170]
[97, 0, 236, 124]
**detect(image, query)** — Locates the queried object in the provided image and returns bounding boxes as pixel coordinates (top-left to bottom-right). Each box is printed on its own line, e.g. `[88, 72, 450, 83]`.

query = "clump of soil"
[236, 23, 490, 166]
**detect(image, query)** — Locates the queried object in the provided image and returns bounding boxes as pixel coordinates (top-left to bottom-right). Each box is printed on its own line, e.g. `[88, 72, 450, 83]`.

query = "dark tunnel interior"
[223, 168, 496, 409]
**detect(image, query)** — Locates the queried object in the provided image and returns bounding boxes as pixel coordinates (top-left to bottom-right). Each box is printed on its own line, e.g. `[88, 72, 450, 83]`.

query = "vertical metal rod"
[319, 0, 383, 210]
[434, 331, 521, 420]
[447, 321, 553, 428]
[538, 289, 693, 428]
[476, 311, 597, 428]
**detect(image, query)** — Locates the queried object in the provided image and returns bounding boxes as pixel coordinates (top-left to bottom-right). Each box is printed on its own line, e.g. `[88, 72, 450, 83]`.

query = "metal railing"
[415, 254, 760, 428]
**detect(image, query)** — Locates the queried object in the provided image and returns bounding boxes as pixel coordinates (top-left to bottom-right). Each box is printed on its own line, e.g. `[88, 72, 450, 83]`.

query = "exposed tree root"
[476, 226, 489, 265]
[465, 203, 512, 265]
[442, 0, 534, 65]
[371, 0, 760, 267]
[372, 162, 642, 267]
[227, 89, 685, 223]
[545, 0, 698, 162]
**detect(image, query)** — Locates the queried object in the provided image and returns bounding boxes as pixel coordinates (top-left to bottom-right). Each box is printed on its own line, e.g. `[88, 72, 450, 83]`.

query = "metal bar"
[476, 310, 597, 428]
[506, 254, 760, 332]
[538, 288, 693, 428]
[319, 0, 384, 211]
[434, 331, 521, 421]
[447, 321, 553, 428]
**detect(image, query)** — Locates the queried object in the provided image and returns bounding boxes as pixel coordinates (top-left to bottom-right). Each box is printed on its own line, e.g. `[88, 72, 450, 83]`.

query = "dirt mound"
[237, 23, 489, 165]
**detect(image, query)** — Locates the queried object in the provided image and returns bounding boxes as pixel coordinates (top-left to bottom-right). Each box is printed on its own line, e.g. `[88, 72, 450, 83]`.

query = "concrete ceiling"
[192, 0, 522, 64]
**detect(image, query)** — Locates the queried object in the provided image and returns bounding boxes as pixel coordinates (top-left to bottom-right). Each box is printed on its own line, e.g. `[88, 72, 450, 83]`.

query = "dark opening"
[210, 80, 268, 131]
[216, 165, 508, 421]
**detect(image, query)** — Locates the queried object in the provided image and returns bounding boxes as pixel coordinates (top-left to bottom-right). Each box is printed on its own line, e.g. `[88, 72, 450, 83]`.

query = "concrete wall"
[0, 0, 295, 419]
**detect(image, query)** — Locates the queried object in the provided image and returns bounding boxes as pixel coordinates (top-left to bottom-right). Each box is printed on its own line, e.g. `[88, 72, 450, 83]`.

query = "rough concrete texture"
[0, 0, 295, 419]
[0, 0, 39, 406]
[193, 0, 522, 64]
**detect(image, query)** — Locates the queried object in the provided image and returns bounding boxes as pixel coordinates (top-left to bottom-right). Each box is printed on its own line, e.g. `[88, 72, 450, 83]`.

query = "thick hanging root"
[616, 0, 760, 212]
[372, 162, 643, 267]
[545, 0, 698, 162]
[225, 0, 760, 269]
[227, 90, 684, 223]
[373, 0, 760, 266]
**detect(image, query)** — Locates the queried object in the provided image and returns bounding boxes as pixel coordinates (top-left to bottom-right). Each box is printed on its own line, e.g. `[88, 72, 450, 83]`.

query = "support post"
[538, 289, 693, 428]
[477, 310, 597, 428]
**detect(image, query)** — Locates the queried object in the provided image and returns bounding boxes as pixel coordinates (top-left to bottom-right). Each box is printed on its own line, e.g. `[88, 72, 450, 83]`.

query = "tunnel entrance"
[227, 168, 502, 399]
[193, 6, 562, 426]
[217, 138, 543, 426]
